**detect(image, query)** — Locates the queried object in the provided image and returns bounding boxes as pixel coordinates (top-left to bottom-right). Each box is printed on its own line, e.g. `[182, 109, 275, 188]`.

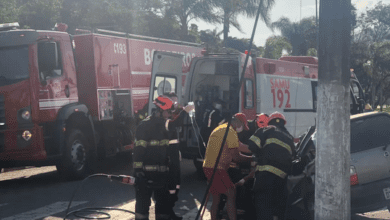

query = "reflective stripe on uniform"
[135, 140, 147, 147]
[256, 165, 287, 179]
[169, 139, 179, 144]
[144, 165, 169, 172]
[150, 140, 159, 146]
[143, 139, 170, 146]
[208, 110, 216, 127]
[249, 135, 261, 148]
[133, 162, 143, 168]
[160, 139, 169, 146]
[264, 138, 292, 154]
[165, 120, 170, 131]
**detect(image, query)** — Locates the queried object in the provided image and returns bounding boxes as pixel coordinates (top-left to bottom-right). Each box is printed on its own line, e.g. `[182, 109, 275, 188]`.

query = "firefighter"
[238, 113, 269, 145]
[248, 112, 295, 220]
[164, 92, 183, 220]
[133, 95, 194, 220]
[203, 113, 254, 220]
[200, 99, 225, 147]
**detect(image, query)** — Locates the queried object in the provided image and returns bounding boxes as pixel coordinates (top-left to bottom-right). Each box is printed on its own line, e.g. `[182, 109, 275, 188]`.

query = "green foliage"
[263, 36, 292, 59]
[0, 0, 20, 24]
[307, 48, 317, 57]
[165, 0, 217, 40]
[351, 2, 390, 106]
[212, 0, 275, 46]
[18, 0, 63, 30]
[271, 16, 317, 56]
[354, 1, 390, 43]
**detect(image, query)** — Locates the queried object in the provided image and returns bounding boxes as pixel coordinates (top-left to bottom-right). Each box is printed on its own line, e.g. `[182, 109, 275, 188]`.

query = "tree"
[271, 16, 317, 56]
[18, 0, 63, 30]
[263, 36, 292, 59]
[165, 0, 218, 41]
[350, 2, 390, 107]
[188, 24, 201, 43]
[200, 28, 222, 52]
[59, 0, 94, 34]
[354, 1, 390, 43]
[307, 48, 317, 57]
[212, 0, 275, 46]
[0, 0, 20, 24]
[362, 42, 390, 108]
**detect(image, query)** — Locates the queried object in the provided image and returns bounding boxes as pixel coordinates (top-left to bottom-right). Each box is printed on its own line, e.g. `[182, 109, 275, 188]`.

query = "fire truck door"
[148, 51, 184, 115]
[38, 40, 73, 120]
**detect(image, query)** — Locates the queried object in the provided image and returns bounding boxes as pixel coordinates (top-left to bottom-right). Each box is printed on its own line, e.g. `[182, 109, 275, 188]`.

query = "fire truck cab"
[0, 22, 201, 179]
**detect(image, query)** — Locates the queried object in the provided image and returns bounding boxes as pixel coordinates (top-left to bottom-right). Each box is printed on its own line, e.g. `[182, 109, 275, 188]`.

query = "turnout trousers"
[254, 171, 288, 220]
[135, 183, 171, 220]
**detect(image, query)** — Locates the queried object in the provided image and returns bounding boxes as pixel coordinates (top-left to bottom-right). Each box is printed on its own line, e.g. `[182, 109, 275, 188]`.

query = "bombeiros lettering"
[144, 48, 196, 67]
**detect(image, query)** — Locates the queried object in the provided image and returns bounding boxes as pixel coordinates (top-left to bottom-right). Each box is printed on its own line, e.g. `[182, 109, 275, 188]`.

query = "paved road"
[1, 158, 390, 220]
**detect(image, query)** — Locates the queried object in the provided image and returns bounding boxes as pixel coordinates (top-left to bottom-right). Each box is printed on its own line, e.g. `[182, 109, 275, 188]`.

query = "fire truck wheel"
[57, 129, 91, 180]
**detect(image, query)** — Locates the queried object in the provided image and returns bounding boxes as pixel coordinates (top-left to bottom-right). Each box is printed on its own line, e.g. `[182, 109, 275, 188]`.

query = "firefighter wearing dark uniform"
[164, 92, 183, 220]
[133, 95, 193, 220]
[248, 112, 295, 220]
[238, 113, 269, 145]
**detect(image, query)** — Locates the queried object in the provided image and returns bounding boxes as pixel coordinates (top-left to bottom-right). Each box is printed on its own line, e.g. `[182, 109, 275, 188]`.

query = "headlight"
[22, 130, 32, 141]
[21, 110, 31, 120]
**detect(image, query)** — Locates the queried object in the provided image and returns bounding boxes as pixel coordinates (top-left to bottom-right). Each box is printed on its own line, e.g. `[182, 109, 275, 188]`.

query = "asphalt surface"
[1, 158, 390, 220]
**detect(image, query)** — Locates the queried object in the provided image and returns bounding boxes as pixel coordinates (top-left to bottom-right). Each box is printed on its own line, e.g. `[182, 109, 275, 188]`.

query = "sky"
[192, 0, 390, 47]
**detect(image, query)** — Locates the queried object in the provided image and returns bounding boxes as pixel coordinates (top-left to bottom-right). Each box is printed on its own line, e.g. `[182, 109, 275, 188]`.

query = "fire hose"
[63, 173, 137, 220]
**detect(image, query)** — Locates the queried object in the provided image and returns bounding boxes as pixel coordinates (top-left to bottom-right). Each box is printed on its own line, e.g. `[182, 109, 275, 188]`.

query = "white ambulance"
[148, 51, 365, 169]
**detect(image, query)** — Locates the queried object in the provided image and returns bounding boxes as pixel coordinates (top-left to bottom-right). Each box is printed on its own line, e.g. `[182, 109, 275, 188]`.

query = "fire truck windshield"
[0, 45, 29, 86]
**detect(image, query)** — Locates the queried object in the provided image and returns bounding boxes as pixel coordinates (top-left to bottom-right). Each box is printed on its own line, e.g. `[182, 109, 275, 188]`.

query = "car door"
[350, 113, 390, 185]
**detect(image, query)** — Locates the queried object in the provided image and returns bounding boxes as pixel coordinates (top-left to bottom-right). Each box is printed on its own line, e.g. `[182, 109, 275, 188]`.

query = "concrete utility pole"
[315, 0, 351, 219]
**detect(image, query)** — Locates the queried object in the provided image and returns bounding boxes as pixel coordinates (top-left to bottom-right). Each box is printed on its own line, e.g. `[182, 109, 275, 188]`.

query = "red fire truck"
[147, 51, 365, 171]
[0, 22, 202, 179]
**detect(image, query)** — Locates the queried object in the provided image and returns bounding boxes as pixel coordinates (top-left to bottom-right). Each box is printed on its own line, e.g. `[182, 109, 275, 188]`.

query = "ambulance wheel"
[57, 129, 91, 180]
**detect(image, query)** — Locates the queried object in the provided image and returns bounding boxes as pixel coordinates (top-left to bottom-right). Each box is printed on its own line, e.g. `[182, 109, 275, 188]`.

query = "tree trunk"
[180, 15, 188, 40]
[223, 11, 229, 47]
[371, 84, 376, 108]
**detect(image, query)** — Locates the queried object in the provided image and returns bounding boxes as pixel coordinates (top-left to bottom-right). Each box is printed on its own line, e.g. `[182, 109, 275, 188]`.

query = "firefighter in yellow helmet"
[248, 111, 295, 220]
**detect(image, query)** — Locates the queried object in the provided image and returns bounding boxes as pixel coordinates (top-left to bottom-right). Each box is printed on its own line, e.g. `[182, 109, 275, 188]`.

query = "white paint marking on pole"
[2, 201, 87, 220]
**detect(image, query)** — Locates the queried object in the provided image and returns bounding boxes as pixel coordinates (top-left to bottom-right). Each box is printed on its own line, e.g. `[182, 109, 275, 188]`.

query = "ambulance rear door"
[148, 52, 184, 115]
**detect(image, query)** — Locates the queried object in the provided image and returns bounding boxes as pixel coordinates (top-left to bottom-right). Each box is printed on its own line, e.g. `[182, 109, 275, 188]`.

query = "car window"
[351, 115, 390, 153]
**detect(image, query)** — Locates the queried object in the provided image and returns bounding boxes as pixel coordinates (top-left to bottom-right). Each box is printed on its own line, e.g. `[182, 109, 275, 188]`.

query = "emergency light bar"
[0, 22, 20, 31]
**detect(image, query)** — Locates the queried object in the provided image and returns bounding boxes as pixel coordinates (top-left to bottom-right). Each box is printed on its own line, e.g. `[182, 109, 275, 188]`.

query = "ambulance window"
[153, 76, 176, 100]
[245, 79, 254, 108]
[38, 41, 63, 80]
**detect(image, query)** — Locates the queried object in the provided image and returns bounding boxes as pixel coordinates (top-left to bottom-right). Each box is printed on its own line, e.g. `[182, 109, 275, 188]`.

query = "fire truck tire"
[57, 129, 91, 180]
